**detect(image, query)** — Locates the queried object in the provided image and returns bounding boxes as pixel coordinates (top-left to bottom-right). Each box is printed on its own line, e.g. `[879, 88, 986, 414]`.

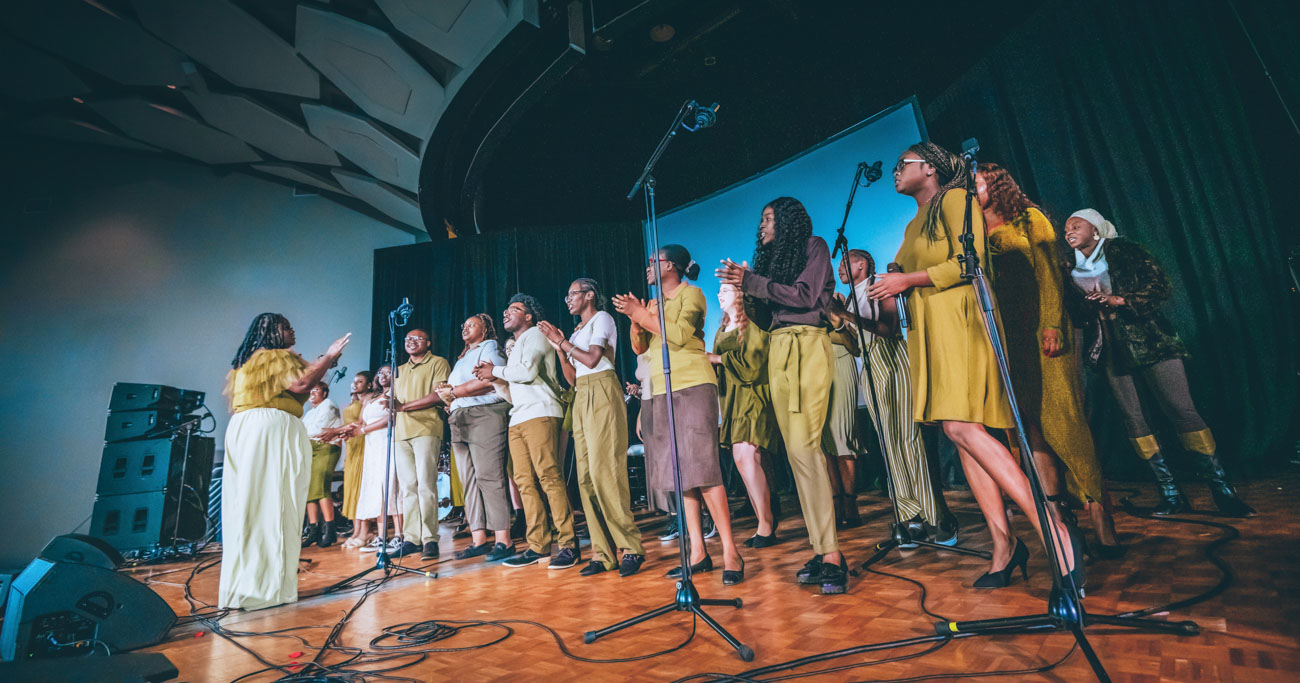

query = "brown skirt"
[646, 383, 723, 493]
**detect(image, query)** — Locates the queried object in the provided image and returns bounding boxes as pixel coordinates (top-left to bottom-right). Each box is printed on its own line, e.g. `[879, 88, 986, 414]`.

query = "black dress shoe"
[485, 543, 515, 562]
[745, 532, 777, 548]
[665, 555, 713, 579]
[722, 558, 745, 586]
[454, 542, 492, 560]
[319, 522, 337, 548]
[618, 553, 645, 577]
[579, 560, 608, 576]
[796, 555, 823, 585]
[453, 523, 471, 539]
[421, 541, 440, 560]
[391, 541, 421, 558]
[973, 539, 1029, 589]
[819, 556, 848, 594]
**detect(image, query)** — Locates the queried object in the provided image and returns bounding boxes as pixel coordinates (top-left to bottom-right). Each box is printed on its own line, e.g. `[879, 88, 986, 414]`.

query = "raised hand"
[327, 332, 352, 359]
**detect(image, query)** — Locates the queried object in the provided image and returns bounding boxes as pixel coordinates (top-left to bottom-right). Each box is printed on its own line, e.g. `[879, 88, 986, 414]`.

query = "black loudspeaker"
[97, 436, 215, 497]
[39, 535, 123, 570]
[109, 383, 204, 414]
[0, 651, 178, 682]
[103, 410, 191, 443]
[0, 558, 176, 661]
[89, 489, 208, 553]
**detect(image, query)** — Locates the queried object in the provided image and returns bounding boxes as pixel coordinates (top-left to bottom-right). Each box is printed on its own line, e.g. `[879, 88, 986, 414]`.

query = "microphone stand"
[929, 142, 1197, 681]
[324, 303, 436, 593]
[827, 163, 989, 571]
[585, 100, 753, 662]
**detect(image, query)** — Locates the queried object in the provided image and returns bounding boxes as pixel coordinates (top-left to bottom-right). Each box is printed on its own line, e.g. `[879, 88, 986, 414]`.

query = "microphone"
[329, 365, 348, 385]
[961, 137, 980, 160]
[887, 263, 909, 330]
[685, 101, 719, 131]
[861, 160, 883, 184]
[396, 297, 413, 326]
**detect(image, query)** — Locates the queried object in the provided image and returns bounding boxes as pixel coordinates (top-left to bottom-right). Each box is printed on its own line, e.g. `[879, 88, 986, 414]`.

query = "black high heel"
[665, 554, 713, 579]
[973, 538, 1029, 589]
[1060, 525, 1087, 595]
[722, 557, 745, 586]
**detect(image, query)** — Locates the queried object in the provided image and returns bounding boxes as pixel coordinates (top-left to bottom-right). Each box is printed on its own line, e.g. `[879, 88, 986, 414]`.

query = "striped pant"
[859, 335, 940, 525]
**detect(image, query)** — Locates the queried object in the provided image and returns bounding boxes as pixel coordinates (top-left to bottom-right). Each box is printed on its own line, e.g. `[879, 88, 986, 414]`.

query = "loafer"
[618, 553, 645, 577]
[665, 554, 713, 579]
[796, 555, 823, 584]
[502, 548, 548, 568]
[744, 533, 777, 549]
[820, 556, 848, 595]
[421, 541, 440, 560]
[485, 543, 515, 562]
[579, 560, 608, 576]
[549, 546, 580, 570]
[454, 542, 492, 560]
[391, 541, 421, 558]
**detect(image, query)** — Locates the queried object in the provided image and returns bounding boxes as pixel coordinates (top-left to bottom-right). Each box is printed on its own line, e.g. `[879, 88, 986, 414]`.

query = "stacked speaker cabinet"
[89, 384, 214, 553]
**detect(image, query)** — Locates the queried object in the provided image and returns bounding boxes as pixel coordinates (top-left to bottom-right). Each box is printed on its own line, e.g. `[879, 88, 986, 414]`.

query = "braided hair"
[459, 313, 499, 359]
[847, 248, 876, 277]
[752, 196, 813, 285]
[907, 142, 970, 242]
[231, 312, 292, 369]
[572, 277, 609, 310]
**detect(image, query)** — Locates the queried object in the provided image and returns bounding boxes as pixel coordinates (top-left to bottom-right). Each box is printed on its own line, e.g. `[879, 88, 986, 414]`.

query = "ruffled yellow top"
[225, 348, 310, 417]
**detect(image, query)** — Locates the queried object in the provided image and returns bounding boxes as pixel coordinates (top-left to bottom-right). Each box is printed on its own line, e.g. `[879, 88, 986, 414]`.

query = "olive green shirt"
[395, 353, 450, 440]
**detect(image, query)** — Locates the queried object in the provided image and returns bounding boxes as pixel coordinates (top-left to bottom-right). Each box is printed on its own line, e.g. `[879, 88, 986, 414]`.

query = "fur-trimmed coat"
[1066, 237, 1187, 371]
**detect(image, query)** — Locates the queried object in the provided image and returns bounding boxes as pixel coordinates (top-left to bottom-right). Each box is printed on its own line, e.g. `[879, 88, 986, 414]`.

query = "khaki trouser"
[508, 417, 575, 554]
[769, 325, 838, 555]
[394, 434, 442, 545]
[449, 402, 513, 532]
[574, 371, 643, 568]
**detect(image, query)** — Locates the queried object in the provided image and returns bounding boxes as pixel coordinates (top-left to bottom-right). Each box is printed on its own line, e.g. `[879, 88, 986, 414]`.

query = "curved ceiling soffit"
[185, 90, 341, 166]
[301, 103, 420, 193]
[0, 39, 89, 101]
[89, 97, 261, 165]
[131, 0, 321, 99]
[332, 169, 423, 229]
[296, 4, 445, 140]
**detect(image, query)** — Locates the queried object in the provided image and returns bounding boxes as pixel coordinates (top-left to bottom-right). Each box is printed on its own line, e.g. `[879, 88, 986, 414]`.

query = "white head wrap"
[1069, 208, 1118, 239]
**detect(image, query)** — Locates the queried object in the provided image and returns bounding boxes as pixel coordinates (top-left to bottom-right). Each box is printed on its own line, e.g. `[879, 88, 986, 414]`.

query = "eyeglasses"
[564, 288, 591, 302]
[894, 158, 926, 175]
[504, 305, 527, 314]
[404, 336, 428, 343]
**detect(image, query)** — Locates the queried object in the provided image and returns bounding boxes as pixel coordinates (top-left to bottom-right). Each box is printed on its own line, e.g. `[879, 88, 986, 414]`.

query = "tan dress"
[988, 208, 1103, 501]
[894, 188, 1012, 428]
[714, 321, 779, 451]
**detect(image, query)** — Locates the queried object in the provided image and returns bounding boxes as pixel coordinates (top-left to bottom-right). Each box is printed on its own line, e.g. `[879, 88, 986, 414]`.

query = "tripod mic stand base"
[321, 548, 438, 594]
[583, 578, 753, 661]
[861, 523, 991, 571]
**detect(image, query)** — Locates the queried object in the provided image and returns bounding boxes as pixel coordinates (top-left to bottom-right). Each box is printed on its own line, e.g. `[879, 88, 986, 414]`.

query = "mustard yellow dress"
[340, 399, 365, 520]
[714, 321, 779, 451]
[220, 348, 311, 610]
[894, 189, 1012, 428]
[987, 208, 1103, 501]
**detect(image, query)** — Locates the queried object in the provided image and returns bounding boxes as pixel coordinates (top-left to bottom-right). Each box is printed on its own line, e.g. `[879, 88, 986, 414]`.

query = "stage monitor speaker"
[0, 558, 176, 662]
[89, 489, 208, 552]
[97, 436, 215, 496]
[0, 651, 178, 682]
[103, 410, 191, 443]
[39, 535, 123, 570]
[109, 383, 204, 415]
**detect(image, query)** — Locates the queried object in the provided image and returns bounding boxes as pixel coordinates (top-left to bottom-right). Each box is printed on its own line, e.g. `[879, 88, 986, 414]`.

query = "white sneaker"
[360, 537, 386, 553]
[386, 537, 405, 553]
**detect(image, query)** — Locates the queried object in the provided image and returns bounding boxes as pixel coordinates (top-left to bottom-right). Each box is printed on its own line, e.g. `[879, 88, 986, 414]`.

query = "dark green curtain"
[371, 222, 647, 385]
[924, 0, 1298, 475]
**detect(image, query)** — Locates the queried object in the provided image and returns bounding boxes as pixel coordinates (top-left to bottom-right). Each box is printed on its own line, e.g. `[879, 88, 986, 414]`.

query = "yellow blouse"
[225, 348, 309, 417]
[635, 283, 717, 395]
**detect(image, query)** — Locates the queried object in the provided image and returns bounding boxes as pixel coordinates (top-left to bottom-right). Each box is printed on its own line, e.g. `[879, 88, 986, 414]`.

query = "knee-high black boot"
[1193, 453, 1256, 517]
[1146, 454, 1190, 516]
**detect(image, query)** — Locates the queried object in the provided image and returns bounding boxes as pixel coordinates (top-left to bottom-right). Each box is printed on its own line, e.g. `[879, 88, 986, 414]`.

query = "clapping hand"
[537, 320, 566, 345]
[715, 259, 748, 286]
[473, 361, 495, 381]
[612, 294, 647, 319]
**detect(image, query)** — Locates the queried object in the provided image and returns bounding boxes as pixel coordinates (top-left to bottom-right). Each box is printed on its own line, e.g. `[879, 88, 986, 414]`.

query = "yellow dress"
[220, 348, 311, 610]
[340, 399, 365, 519]
[987, 208, 1103, 501]
[894, 188, 1012, 428]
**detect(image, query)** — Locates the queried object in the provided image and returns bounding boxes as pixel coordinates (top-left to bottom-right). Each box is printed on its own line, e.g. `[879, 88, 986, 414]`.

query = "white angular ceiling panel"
[332, 170, 423, 229]
[252, 163, 347, 194]
[302, 104, 420, 192]
[377, 0, 510, 68]
[0, 40, 89, 101]
[25, 117, 159, 153]
[0, 1, 187, 87]
[132, 0, 321, 98]
[296, 5, 445, 138]
[90, 98, 261, 165]
[185, 90, 340, 166]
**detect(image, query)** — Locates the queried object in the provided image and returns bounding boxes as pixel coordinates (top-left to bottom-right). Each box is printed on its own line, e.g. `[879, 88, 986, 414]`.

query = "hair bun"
[684, 260, 701, 280]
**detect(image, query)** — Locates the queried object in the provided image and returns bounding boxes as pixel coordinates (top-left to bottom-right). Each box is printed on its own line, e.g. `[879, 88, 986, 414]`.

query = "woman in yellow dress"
[338, 371, 371, 548]
[868, 143, 1078, 589]
[976, 163, 1122, 556]
[221, 313, 350, 610]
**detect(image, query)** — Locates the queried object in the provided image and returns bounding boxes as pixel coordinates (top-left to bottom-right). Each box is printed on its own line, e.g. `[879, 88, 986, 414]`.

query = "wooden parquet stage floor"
[129, 473, 1300, 682]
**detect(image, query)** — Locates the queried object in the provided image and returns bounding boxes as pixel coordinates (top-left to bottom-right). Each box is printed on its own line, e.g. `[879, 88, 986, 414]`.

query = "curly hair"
[906, 142, 970, 243]
[509, 293, 545, 325]
[978, 163, 1039, 225]
[751, 196, 813, 285]
[459, 313, 499, 359]
[231, 312, 292, 369]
